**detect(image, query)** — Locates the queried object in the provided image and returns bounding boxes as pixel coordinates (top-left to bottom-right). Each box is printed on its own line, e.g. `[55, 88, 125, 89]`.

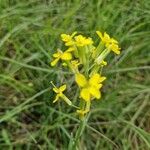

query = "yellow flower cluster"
[61, 32, 93, 47]
[50, 31, 121, 119]
[96, 31, 121, 55]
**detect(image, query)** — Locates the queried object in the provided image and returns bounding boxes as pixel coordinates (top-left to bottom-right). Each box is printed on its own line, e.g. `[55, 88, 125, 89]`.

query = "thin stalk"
[85, 46, 90, 77]
[72, 117, 87, 150]
[95, 42, 104, 57]
[95, 48, 110, 64]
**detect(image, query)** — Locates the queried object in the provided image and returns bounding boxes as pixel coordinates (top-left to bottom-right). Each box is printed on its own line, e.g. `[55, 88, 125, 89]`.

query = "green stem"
[72, 117, 87, 150]
[95, 48, 110, 65]
[95, 41, 104, 57]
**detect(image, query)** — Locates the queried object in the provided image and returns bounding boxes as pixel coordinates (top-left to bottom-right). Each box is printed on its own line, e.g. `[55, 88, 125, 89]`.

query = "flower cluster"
[50, 31, 121, 119]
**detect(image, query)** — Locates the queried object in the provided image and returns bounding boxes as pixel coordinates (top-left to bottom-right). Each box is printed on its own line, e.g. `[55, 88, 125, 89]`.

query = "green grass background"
[0, 0, 150, 149]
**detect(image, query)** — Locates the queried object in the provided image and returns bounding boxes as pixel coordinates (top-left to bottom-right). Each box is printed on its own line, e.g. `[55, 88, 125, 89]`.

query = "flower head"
[96, 31, 111, 43]
[106, 42, 121, 55]
[96, 31, 121, 55]
[51, 49, 73, 66]
[75, 35, 93, 47]
[75, 73, 106, 101]
[50, 31, 121, 119]
[61, 32, 77, 46]
[51, 82, 72, 105]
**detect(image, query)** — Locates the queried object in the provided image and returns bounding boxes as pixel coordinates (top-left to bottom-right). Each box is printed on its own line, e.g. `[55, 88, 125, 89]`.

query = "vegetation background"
[0, 0, 150, 149]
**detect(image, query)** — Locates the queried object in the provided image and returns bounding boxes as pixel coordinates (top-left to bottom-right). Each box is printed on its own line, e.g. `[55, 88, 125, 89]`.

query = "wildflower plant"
[50, 31, 121, 148]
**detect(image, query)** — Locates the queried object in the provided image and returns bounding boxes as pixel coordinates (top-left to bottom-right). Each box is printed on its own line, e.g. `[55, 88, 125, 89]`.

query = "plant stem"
[70, 117, 87, 150]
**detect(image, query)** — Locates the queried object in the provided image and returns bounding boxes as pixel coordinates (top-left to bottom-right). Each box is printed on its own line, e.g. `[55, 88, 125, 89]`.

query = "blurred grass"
[0, 0, 150, 149]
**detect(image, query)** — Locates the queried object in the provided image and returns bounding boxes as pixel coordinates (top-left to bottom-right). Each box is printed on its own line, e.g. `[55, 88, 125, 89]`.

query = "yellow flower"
[51, 83, 72, 105]
[75, 35, 93, 47]
[96, 31, 112, 43]
[75, 73, 106, 101]
[106, 42, 121, 55]
[51, 49, 73, 66]
[96, 31, 121, 55]
[61, 32, 77, 46]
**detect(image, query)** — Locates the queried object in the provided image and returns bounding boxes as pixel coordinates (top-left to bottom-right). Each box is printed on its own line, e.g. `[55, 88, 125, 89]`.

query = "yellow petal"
[61, 33, 75, 46]
[75, 73, 87, 87]
[59, 84, 66, 92]
[61, 34, 71, 42]
[89, 74, 106, 85]
[61, 52, 72, 60]
[75, 35, 85, 46]
[65, 41, 75, 46]
[97, 83, 103, 89]
[111, 43, 121, 55]
[89, 87, 101, 99]
[53, 87, 59, 93]
[99, 76, 106, 82]
[111, 38, 118, 44]
[51, 58, 60, 66]
[86, 37, 93, 45]
[104, 32, 111, 42]
[71, 31, 77, 38]
[53, 94, 59, 103]
[75, 35, 93, 47]
[66, 47, 75, 52]
[80, 88, 90, 101]
[89, 73, 100, 85]
[53, 52, 61, 58]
